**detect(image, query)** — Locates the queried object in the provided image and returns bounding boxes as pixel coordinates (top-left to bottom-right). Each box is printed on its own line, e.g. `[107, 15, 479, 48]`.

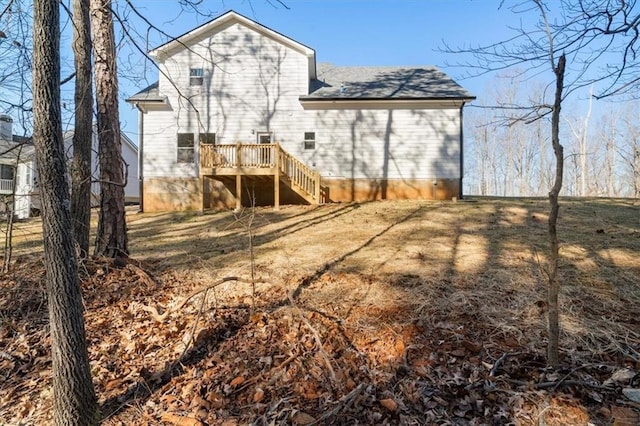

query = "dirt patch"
[1, 198, 639, 425]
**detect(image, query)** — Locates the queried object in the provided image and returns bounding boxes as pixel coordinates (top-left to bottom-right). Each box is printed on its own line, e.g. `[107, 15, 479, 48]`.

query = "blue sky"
[111, 0, 522, 142]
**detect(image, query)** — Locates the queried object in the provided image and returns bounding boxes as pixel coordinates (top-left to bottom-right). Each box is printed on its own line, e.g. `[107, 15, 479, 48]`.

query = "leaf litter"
[0, 199, 639, 425]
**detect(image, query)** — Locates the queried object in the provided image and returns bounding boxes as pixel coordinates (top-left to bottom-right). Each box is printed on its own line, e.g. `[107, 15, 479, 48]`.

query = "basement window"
[304, 132, 315, 150]
[177, 133, 195, 163]
[189, 68, 204, 86]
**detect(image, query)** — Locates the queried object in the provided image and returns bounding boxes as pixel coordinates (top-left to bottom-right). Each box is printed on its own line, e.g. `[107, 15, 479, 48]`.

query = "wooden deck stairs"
[200, 143, 321, 209]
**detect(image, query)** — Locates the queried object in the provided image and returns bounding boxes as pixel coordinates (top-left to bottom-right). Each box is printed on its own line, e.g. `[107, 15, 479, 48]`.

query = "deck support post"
[200, 175, 205, 213]
[235, 142, 242, 210]
[274, 143, 280, 211]
[314, 171, 321, 204]
[235, 174, 242, 211]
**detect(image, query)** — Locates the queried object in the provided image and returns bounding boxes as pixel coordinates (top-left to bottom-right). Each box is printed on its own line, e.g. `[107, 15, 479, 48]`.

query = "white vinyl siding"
[156, 22, 312, 150]
[62, 129, 139, 201]
[146, 21, 463, 183]
[310, 107, 460, 180]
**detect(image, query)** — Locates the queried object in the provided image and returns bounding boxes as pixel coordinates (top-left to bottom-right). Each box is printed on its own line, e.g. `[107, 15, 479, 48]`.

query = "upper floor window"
[304, 132, 315, 150]
[189, 68, 204, 86]
[177, 133, 195, 163]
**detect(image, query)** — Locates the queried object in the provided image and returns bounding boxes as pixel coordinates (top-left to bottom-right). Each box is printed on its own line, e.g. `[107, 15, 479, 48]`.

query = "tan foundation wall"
[321, 178, 460, 203]
[203, 177, 237, 209]
[143, 176, 461, 212]
[142, 177, 203, 212]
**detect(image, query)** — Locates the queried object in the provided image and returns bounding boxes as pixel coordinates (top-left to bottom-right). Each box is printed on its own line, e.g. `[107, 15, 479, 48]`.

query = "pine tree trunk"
[547, 53, 566, 368]
[32, 0, 99, 424]
[91, 0, 128, 257]
[71, 0, 93, 257]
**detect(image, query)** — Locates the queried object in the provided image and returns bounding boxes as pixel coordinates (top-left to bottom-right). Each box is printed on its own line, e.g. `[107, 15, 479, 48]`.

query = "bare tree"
[620, 104, 640, 197]
[70, 0, 94, 257]
[0, 0, 33, 131]
[546, 51, 566, 367]
[564, 85, 594, 196]
[591, 109, 619, 197]
[32, 0, 98, 423]
[91, 0, 128, 257]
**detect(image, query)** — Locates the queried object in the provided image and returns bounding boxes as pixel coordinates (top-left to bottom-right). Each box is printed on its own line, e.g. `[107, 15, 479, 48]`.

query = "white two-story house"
[0, 115, 36, 219]
[0, 115, 139, 218]
[126, 11, 474, 212]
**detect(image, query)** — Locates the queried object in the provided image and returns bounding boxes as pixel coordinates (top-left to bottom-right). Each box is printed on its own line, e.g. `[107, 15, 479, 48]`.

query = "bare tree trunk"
[537, 119, 548, 196]
[480, 126, 488, 195]
[32, 0, 99, 423]
[547, 53, 566, 368]
[580, 86, 593, 196]
[91, 0, 128, 257]
[620, 107, 640, 197]
[71, 0, 94, 257]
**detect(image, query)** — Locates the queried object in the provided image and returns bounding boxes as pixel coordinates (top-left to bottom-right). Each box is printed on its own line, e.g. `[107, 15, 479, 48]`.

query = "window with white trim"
[189, 68, 204, 86]
[257, 132, 273, 144]
[199, 133, 216, 145]
[0, 164, 14, 180]
[177, 133, 195, 163]
[304, 132, 315, 150]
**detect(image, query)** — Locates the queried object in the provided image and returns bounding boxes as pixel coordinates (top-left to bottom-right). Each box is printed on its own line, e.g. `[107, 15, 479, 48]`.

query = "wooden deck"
[200, 143, 321, 209]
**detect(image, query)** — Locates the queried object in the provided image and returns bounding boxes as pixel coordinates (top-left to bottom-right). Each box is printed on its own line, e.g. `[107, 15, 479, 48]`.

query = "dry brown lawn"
[1, 197, 639, 425]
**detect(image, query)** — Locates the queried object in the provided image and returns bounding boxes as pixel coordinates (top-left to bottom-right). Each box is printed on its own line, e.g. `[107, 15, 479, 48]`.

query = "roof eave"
[124, 97, 168, 104]
[299, 96, 476, 102]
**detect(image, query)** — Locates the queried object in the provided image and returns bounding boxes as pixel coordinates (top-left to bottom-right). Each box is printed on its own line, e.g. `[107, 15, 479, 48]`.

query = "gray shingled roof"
[304, 63, 474, 101]
[125, 82, 166, 103]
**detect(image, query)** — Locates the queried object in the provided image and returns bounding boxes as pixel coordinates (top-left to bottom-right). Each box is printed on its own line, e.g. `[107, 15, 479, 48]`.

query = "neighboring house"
[0, 115, 140, 219]
[126, 11, 475, 212]
[0, 115, 36, 219]
[62, 128, 140, 205]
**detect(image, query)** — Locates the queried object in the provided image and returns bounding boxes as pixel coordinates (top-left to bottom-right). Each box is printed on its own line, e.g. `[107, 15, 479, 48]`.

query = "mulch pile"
[1, 255, 639, 425]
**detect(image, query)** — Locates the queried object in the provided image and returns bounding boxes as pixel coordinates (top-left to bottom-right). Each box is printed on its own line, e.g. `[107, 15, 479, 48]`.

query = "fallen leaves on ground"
[1, 198, 640, 425]
[1, 254, 638, 425]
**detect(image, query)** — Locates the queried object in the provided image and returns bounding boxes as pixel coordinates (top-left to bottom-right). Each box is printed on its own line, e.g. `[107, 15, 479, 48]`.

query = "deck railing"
[278, 148, 321, 201]
[200, 143, 276, 168]
[200, 143, 320, 202]
[0, 179, 14, 194]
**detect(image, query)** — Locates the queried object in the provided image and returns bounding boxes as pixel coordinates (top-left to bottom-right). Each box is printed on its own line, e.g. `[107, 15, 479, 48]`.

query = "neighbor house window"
[0, 164, 14, 180]
[199, 133, 216, 145]
[304, 132, 315, 150]
[189, 68, 204, 86]
[177, 133, 195, 163]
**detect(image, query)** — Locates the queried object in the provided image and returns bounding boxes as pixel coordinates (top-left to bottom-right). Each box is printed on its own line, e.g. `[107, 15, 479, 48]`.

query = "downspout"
[459, 103, 465, 200]
[136, 104, 144, 212]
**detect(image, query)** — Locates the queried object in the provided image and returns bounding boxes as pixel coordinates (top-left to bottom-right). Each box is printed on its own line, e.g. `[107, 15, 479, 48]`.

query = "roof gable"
[149, 11, 316, 77]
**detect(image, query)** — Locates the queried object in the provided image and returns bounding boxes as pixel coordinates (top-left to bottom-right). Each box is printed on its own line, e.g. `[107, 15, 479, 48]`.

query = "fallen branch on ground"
[133, 276, 267, 322]
[315, 383, 367, 423]
[287, 291, 337, 383]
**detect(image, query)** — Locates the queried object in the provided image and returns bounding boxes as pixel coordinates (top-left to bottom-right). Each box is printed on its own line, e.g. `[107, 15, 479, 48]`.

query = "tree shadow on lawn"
[2, 198, 638, 424]
[98, 203, 426, 421]
[100, 198, 639, 424]
[127, 202, 366, 268]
